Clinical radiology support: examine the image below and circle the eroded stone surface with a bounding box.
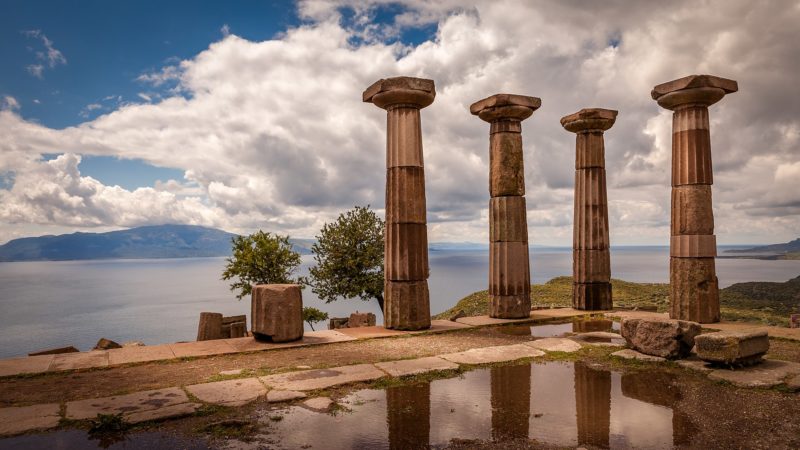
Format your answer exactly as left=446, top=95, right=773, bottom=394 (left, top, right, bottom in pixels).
left=694, top=330, right=769, bottom=365
left=439, top=344, right=544, bottom=365
left=375, top=356, right=458, bottom=377
left=66, top=387, right=190, bottom=420
left=611, top=349, right=666, bottom=362
left=125, top=403, right=200, bottom=424
left=185, top=378, right=267, bottom=406
left=251, top=284, right=303, bottom=343
left=526, top=337, right=582, bottom=353
left=621, top=318, right=700, bottom=359
left=260, top=364, right=386, bottom=391
left=267, top=390, right=307, bottom=403
left=676, top=357, right=715, bottom=374
left=0, top=355, right=54, bottom=377
left=303, top=397, right=334, bottom=411
left=0, top=404, right=60, bottom=436
left=707, top=360, right=800, bottom=388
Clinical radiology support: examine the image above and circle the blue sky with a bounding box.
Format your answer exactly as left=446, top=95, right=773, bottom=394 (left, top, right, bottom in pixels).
left=0, top=1, right=797, bottom=245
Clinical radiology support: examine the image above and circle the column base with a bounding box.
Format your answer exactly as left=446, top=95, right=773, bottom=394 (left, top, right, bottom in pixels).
left=384, top=280, right=431, bottom=330
left=573, top=282, right=612, bottom=310
left=489, top=294, right=531, bottom=319
left=669, top=257, right=720, bottom=323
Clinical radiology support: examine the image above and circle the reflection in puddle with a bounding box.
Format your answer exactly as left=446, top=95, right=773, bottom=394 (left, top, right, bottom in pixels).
left=264, top=361, right=684, bottom=449
left=0, top=429, right=212, bottom=450
left=500, top=318, right=620, bottom=337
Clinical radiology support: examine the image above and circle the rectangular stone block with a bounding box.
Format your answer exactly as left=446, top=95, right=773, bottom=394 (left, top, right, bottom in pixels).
left=670, top=257, right=719, bottom=323
left=620, top=318, right=701, bottom=359
left=671, top=185, right=714, bottom=235
left=385, top=223, right=429, bottom=281
left=573, top=249, right=610, bottom=283
left=575, top=132, right=606, bottom=169
left=573, top=203, right=609, bottom=250
left=384, top=280, right=431, bottom=330
left=489, top=294, right=531, bottom=319
left=386, top=107, right=424, bottom=168
left=251, top=284, right=303, bottom=343
left=490, top=133, right=525, bottom=197
left=694, top=331, right=769, bottom=365
left=386, top=167, right=426, bottom=224
left=672, top=128, right=712, bottom=186
left=489, top=196, right=528, bottom=242
left=489, top=242, right=531, bottom=296
left=670, top=234, right=717, bottom=257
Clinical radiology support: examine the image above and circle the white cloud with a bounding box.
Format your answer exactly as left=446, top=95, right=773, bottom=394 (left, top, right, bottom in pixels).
left=26, top=64, right=44, bottom=79
left=1, top=96, right=20, bottom=111
left=21, top=30, right=67, bottom=79
left=1, top=0, right=798, bottom=245
left=220, top=24, right=231, bottom=37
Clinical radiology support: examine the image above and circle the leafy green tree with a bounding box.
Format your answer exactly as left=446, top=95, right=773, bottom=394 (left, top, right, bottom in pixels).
left=222, top=231, right=301, bottom=300
left=305, top=205, right=385, bottom=312
left=302, top=307, right=329, bottom=331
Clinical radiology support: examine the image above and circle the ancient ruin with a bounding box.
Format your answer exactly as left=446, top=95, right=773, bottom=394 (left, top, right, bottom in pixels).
left=470, top=94, right=541, bottom=318
left=363, top=76, right=435, bottom=330
left=561, top=108, right=617, bottom=310
left=251, top=284, right=303, bottom=342
left=652, top=74, right=738, bottom=323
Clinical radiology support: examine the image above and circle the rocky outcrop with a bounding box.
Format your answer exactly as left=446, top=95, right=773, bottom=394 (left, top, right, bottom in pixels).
left=620, top=318, right=701, bottom=359
left=94, top=338, right=122, bottom=350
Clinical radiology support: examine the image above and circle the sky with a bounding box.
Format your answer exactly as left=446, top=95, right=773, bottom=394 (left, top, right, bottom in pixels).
left=0, top=0, right=798, bottom=246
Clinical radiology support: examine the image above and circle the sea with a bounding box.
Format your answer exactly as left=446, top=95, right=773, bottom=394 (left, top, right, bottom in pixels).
left=0, top=246, right=798, bottom=359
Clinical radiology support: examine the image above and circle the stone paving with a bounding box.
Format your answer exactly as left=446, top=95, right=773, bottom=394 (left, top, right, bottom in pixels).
left=1, top=309, right=799, bottom=437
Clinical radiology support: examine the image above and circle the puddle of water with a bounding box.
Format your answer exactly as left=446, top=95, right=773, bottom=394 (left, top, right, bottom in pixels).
left=0, top=429, right=212, bottom=450
left=259, top=361, right=684, bottom=449
left=500, top=318, right=620, bottom=337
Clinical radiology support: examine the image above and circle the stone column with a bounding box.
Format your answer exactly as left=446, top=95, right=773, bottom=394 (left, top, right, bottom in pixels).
left=363, top=77, right=435, bottom=330
left=490, top=364, right=531, bottom=440
left=574, top=362, right=611, bottom=448
left=651, top=75, right=738, bottom=323
left=470, top=94, right=541, bottom=318
left=560, top=109, right=617, bottom=310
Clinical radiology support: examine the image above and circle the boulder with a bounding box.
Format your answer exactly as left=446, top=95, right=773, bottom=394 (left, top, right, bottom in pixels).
left=94, top=338, right=122, bottom=350
left=449, top=309, right=466, bottom=322
left=28, top=346, right=79, bottom=356
left=620, top=318, right=701, bottom=359
left=348, top=312, right=376, bottom=328
left=251, top=284, right=303, bottom=343
left=694, top=330, right=769, bottom=365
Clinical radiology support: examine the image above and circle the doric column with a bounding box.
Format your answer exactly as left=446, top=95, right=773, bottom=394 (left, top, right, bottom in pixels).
left=470, top=94, right=541, bottom=319
left=363, top=77, right=435, bottom=330
left=574, top=362, right=611, bottom=448
left=560, top=108, right=617, bottom=310
left=651, top=74, right=738, bottom=323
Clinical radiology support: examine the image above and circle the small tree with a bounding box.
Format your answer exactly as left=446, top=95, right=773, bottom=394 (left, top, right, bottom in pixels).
left=302, top=307, right=329, bottom=331
left=222, top=231, right=301, bottom=299
left=305, top=205, right=385, bottom=311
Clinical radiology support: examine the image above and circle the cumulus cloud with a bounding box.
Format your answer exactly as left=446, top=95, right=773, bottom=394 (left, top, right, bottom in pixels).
left=1, top=0, right=799, bottom=245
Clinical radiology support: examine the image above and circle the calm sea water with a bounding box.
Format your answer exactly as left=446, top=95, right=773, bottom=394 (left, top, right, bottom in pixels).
left=0, top=247, right=798, bottom=359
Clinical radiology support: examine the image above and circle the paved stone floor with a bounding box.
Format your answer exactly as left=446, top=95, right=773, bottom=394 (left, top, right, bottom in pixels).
left=1, top=308, right=799, bottom=437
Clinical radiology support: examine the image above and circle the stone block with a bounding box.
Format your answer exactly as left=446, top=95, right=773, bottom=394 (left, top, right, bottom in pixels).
left=651, top=74, right=738, bottom=99
left=66, top=387, right=190, bottom=420
left=440, top=344, right=544, bottom=365
left=185, top=378, right=267, bottom=407
left=489, top=197, right=528, bottom=242
left=671, top=127, right=713, bottom=185
left=197, top=312, right=223, bottom=341
left=385, top=223, right=429, bottom=281
left=526, top=337, right=582, bottom=353
left=328, top=317, right=349, bottom=330
left=260, top=364, right=386, bottom=391
left=489, top=133, right=525, bottom=197
left=375, top=356, right=458, bottom=377
left=94, top=338, right=122, bottom=350
left=384, top=280, right=430, bottom=330
left=348, top=312, right=376, bottom=328
left=573, top=249, right=610, bottom=282
left=267, top=390, right=307, bottom=403
left=0, top=404, right=61, bottom=436
left=611, top=349, right=666, bottom=362
left=363, top=77, right=435, bottom=104
left=707, top=360, right=800, bottom=388
left=694, top=331, right=770, bottom=365
left=620, top=318, right=701, bottom=359
left=470, top=93, right=541, bottom=117
left=28, top=346, right=79, bottom=356
left=670, top=257, right=719, bottom=323
left=251, top=284, right=303, bottom=343
left=670, top=234, right=717, bottom=257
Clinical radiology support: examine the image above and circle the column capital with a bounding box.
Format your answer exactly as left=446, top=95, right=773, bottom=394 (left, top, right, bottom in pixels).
left=651, top=74, right=738, bottom=110
left=470, top=93, right=541, bottom=123
left=561, top=108, right=617, bottom=133
left=363, top=76, right=435, bottom=110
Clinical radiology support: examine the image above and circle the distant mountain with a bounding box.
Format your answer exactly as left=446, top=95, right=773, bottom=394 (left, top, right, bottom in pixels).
left=725, top=238, right=800, bottom=254
left=0, top=225, right=312, bottom=262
